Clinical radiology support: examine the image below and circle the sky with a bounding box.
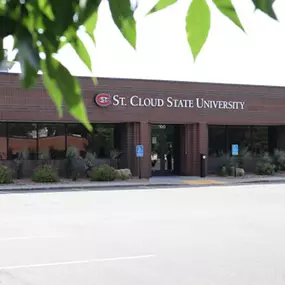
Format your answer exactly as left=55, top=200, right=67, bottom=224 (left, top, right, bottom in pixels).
left=4, top=0, right=285, bottom=87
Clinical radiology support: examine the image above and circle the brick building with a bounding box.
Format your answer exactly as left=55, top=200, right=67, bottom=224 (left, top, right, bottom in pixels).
left=1, top=73, right=285, bottom=178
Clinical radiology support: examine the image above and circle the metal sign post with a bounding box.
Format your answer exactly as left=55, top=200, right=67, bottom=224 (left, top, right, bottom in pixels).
left=231, top=144, right=239, bottom=177
left=136, top=145, right=144, bottom=179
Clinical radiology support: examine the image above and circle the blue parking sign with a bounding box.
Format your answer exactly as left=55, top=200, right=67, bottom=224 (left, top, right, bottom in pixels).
left=232, top=144, right=239, bottom=156
left=136, top=145, right=144, bottom=157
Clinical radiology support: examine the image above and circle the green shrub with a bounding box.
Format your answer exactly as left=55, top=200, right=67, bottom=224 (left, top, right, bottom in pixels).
left=84, top=152, right=96, bottom=179
left=32, top=165, right=59, bottom=183
left=90, top=164, right=116, bottom=181
left=85, top=152, right=96, bottom=167
left=237, top=168, right=245, bottom=177
left=118, top=173, right=129, bottom=180
left=39, top=150, right=51, bottom=161
left=110, top=149, right=120, bottom=160
left=218, top=166, right=228, bottom=177
left=229, top=167, right=245, bottom=177
left=256, top=162, right=275, bottom=175
left=15, top=149, right=29, bottom=179
left=235, top=147, right=251, bottom=168
left=0, top=165, right=13, bottom=184
left=273, top=149, right=285, bottom=171
left=66, top=146, right=79, bottom=179
left=217, top=155, right=240, bottom=176
left=66, top=146, right=79, bottom=158
left=116, top=169, right=132, bottom=180
left=258, top=152, right=273, bottom=164
left=216, top=155, right=230, bottom=175
left=256, top=153, right=275, bottom=175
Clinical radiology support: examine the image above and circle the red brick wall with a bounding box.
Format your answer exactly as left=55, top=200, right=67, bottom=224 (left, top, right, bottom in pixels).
left=2, top=73, right=285, bottom=125
left=2, top=73, right=285, bottom=177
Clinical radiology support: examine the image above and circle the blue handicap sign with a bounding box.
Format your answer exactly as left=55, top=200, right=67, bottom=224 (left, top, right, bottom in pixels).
left=136, top=145, right=144, bottom=157
left=232, top=144, right=239, bottom=156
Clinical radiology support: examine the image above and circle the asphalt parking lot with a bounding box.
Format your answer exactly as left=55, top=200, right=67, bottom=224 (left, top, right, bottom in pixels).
left=1, top=183, right=285, bottom=285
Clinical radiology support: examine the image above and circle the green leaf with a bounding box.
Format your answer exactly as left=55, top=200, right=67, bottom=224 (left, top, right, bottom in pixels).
left=37, top=0, right=55, bottom=20
left=78, top=0, right=100, bottom=43
left=19, top=60, right=38, bottom=88
left=17, top=29, right=40, bottom=70
left=70, top=35, right=92, bottom=71
left=0, top=0, right=4, bottom=10
left=0, top=16, right=17, bottom=38
left=186, top=0, right=211, bottom=61
left=44, top=57, right=91, bottom=131
left=0, top=39, right=3, bottom=62
left=109, top=0, right=136, bottom=48
left=41, top=59, right=63, bottom=117
left=57, top=63, right=91, bottom=131
left=252, top=0, right=277, bottom=20
left=148, top=0, right=177, bottom=15
left=39, top=31, right=59, bottom=55
left=16, top=27, right=40, bottom=88
left=58, top=26, right=77, bottom=50
left=213, top=0, right=244, bottom=31
left=49, top=0, right=74, bottom=34
left=84, top=8, right=98, bottom=43
left=22, top=4, right=36, bottom=32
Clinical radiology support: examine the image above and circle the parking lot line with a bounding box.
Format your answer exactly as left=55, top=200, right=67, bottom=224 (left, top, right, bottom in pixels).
left=0, top=254, right=156, bottom=270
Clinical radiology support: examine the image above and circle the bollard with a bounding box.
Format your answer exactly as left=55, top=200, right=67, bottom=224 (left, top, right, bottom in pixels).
left=200, top=154, right=207, bottom=178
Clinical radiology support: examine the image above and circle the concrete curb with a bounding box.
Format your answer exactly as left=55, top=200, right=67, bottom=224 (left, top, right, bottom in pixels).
left=0, top=179, right=285, bottom=193
left=0, top=183, right=183, bottom=193
left=236, top=179, right=285, bottom=184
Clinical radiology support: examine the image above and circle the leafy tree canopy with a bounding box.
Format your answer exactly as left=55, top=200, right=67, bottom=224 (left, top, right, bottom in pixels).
left=0, top=0, right=278, bottom=130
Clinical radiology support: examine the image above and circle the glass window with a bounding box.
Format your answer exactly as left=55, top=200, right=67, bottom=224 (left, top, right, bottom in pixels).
left=268, top=126, right=278, bottom=154
left=228, top=126, right=252, bottom=155
left=38, top=124, right=66, bottom=159
left=0, top=123, right=7, bottom=160
left=94, top=124, right=114, bottom=158
left=8, top=123, right=37, bottom=159
left=67, top=124, right=93, bottom=157
left=208, top=126, right=226, bottom=157
left=114, top=124, right=123, bottom=151
left=252, top=126, right=268, bottom=156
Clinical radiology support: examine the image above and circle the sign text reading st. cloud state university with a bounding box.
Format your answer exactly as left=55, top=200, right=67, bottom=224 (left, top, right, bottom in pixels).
left=95, top=94, right=245, bottom=110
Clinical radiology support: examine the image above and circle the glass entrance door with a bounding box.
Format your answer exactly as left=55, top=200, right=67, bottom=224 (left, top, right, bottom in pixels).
left=151, top=124, right=175, bottom=176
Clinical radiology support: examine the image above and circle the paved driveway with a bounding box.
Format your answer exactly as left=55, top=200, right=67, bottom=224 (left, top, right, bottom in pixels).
left=0, top=184, right=285, bottom=284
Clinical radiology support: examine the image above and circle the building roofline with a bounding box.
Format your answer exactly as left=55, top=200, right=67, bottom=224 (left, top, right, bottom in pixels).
left=1, top=71, right=285, bottom=91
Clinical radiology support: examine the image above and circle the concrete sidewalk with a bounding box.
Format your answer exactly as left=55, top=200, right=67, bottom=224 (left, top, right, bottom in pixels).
left=0, top=175, right=285, bottom=192
left=152, top=175, right=285, bottom=186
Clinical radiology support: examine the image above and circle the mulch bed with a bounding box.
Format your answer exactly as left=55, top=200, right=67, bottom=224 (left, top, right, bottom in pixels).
left=12, top=178, right=141, bottom=185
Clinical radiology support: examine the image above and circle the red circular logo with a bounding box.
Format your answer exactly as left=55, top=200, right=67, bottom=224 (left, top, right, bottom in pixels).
left=94, top=93, right=112, bottom=107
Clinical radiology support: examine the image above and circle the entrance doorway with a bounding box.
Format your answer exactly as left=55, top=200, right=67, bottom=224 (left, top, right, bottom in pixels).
left=151, top=124, right=181, bottom=176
